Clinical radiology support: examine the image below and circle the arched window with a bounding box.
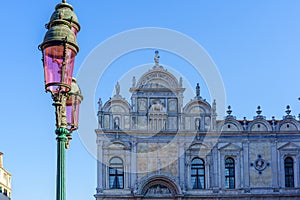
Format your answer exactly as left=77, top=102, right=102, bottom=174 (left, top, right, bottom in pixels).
left=191, top=158, right=205, bottom=189
left=109, top=157, right=124, bottom=189
left=225, top=157, right=235, bottom=189
left=284, top=157, right=294, bottom=187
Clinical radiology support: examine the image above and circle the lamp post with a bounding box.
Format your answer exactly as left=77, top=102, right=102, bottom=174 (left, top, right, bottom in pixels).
left=39, top=1, right=82, bottom=200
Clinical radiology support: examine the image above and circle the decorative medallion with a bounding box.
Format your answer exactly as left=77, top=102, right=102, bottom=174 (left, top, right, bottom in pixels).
left=251, top=155, right=270, bottom=174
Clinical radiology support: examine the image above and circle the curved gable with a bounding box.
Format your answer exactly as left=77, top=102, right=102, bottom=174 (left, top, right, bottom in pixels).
left=103, top=98, right=130, bottom=113
left=278, top=118, right=300, bottom=132
left=136, top=69, right=179, bottom=90
left=248, top=119, right=272, bottom=132
left=217, top=117, right=243, bottom=132
left=221, top=122, right=241, bottom=132
left=183, top=100, right=211, bottom=114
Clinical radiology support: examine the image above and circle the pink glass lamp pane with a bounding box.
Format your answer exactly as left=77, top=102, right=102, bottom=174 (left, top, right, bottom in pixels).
left=66, top=101, right=73, bottom=131
left=74, top=102, right=80, bottom=129
left=64, top=48, right=76, bottom=87
left=71, top=27, right=78, bottom=37
left=43, top=46, right=76, bottom=93
left=66, top=97, right=81, bottom=131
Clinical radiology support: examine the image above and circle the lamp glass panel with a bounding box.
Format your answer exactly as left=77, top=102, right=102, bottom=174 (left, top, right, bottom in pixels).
left=71, top=27, right=78, bottom=37
left=43, top=46, right=76, bottom=93
left=66, top=95, right=81, bottom=131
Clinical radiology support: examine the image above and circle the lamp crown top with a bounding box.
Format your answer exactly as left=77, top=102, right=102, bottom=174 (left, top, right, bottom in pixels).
left=45, top=0, right=81, bottom=32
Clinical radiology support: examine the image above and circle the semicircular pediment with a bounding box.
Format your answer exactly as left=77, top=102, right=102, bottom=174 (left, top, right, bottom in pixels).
left=183, top=100, right=211, bottom=114
left=248, top=119, right=272, bottom=132
left=278, top=118, right=300, bottom=132
left=139, top=175, right=181, bottom=197
left=221, top=122, right=241, bottom=132
left=136, top=70, right=179, bottom=90
left=102, top=99, right=130, bottom=113
left=217, top=117, right=243, bottom=132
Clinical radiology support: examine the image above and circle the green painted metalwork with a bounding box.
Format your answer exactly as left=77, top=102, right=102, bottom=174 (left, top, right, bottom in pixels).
left=55, top=127, right=69, bottom=200
left=50, top=2, right=80, bottom=33
left=40, top=24, right=79, bottom=53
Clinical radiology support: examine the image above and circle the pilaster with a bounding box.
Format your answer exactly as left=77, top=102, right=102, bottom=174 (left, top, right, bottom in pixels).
left=212, top=145, right=219, bottom=191
left=242, top=141, right=250, bottom=191
left=178, top=141, right=185, bottom=191
left=271, top=141, right=279, bottom=190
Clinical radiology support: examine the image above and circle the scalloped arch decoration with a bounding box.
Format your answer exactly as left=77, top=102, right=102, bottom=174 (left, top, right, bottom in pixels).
left=250, top=122, right=268, bottom=132
left=279, top=122, right=298, bottom=131
left=221, top=123, right=239, bottom=132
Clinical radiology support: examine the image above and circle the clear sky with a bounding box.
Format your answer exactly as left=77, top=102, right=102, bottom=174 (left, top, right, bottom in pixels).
left=0, top=0, right=300, bottom=200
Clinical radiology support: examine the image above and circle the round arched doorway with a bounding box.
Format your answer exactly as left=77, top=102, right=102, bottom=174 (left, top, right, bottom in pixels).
left=139, top=175, right=182, bottom=200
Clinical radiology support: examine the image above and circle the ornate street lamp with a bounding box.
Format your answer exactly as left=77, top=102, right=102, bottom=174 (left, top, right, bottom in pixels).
left=39, top=1, right=82, bottom=200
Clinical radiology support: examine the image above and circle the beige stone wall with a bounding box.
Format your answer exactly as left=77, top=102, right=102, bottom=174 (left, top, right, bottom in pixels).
left=137, top=142, right=179, bottom=177
left=249, top=142, right=272, bottom=187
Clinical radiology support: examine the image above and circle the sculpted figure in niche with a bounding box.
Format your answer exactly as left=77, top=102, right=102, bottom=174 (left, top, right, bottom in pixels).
left=195, top=118, right=201, bottom=130
left=114, top=117, right=120, bottom=129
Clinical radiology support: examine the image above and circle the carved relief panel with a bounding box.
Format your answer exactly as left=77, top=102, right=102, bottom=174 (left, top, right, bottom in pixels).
left=168, top=99, right=177, bottom=112
left=138, top=98, right=147, bottom=112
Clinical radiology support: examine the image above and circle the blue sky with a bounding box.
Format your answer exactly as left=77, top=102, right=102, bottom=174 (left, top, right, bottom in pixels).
left=0, top=0, right=300, bottom=200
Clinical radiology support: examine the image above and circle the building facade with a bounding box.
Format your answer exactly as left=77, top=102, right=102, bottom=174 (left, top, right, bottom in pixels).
left=95, top=52, right=300, bottom=199
left=0, top=153, right=11, bottom=200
